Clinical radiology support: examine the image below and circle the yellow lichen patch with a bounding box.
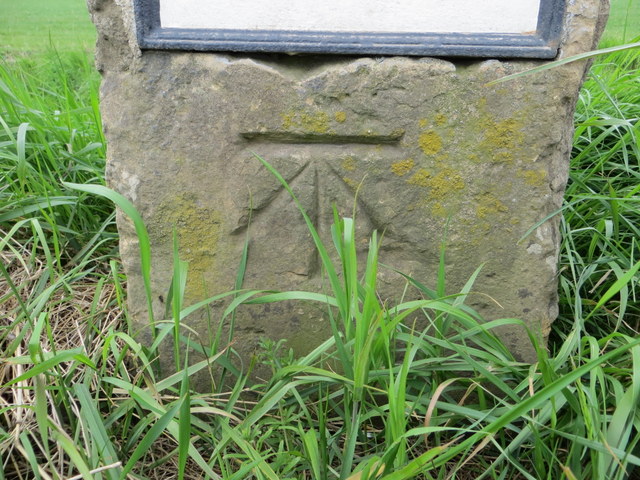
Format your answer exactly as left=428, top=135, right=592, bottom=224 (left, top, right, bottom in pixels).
left=482, top=118, right=524, bottom=151
left=341, top=156, right=357, bottom=172
left=492, top=152, right=514, bottom=164
left=281, top=110, right=330, bottom=134
left=418, top=131, right=443, bottom=156
left=427, top=168, right=465, bottom=200
left=419, top=118, right=429, bottom=128
left=281, top=112, right=295, bottom=129
left=431, top=202, right=447, bottom=217
left=334, top=111, right=347, bottom=123
left=476, top=193, right=508, bottom=219
left=301, top=112, right=330, bottom=133
left=517, top=169, right=547, bottom=187
left=407, top=167, right=465, bottom=205
left=342, top=176, right=359, bottom=190
left=435, top=113, right=447, bottom=126
left=155, top=194, right=222, bottom=302
left=407, top=168, right=431, bottom=187
left=391, top=158, right=415, bottom=176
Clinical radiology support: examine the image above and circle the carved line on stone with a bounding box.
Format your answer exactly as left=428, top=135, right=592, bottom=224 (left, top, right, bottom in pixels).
left=231, top=159, right=312, bottom=234
left=234, top=137, right=415, bottom=279
left=326, top=164, right=406, bottom=250
left=240, top=130, right=405, bottom=145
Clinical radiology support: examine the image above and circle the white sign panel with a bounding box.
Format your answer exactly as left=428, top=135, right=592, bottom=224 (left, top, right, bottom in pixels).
left=160, top=0, right=541, bottom=35
left=133, top=0, right=565, bottom=58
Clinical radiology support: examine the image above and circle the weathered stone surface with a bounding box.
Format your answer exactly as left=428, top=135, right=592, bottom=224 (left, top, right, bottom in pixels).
left=89, top=0, right=608, bottom=371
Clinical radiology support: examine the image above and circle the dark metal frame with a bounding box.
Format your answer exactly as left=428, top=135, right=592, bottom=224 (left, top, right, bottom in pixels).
left=132, top=0, right=565, bottom=58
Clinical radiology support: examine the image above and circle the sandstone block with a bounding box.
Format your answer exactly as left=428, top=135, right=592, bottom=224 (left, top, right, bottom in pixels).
left=88, top=0, right=608, bottom=372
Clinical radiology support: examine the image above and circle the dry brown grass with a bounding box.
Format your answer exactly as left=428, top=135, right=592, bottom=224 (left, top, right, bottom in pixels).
left=0, top=229, right=125, bottom=479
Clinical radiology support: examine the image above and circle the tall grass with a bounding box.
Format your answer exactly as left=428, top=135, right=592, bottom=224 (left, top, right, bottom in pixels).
left=555, top=47, right=640, bottom=340
left=1, top=47, right=639, bottom=479
left=0, top=52, right=111, bottom=263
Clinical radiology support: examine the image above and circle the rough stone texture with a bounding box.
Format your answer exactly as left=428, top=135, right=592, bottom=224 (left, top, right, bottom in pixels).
left=88, top=0, right=609, bottom=372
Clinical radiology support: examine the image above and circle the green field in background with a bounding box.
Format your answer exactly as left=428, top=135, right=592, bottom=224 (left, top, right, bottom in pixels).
left=0, top=0, right=95, bottom=53
left=602, top=0, right=640, bottom=45
left=0, top=0, right=637, bottom=54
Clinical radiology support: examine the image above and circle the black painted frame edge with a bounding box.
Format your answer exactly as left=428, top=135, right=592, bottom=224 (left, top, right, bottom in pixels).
left=132, top=0, right=566, bottom=59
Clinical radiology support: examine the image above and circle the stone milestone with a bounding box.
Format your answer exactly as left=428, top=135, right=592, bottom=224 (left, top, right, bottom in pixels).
left=88, top=0, right=608, bottom=372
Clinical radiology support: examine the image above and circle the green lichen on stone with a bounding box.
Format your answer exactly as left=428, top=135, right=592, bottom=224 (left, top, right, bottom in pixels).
left=391, top=158, right=415, bottom=176
left=435, top=113, right=447, bottom=126
left=407, top=168, right=431, bottom=187
left=418, top=131, right=443, bottom=156
left=476, top=193, right=508, bottom=218
left=341, top=156, right=357, bottom=172
left=518, top=169, right=547, bottom=186
left=334, top=111, right=347, bottom=123
left=419, top=118, right=429, bottom=128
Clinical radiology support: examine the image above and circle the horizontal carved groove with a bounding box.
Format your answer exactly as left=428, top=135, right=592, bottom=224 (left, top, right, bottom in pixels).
left=240, top=130, right=404, bottom=144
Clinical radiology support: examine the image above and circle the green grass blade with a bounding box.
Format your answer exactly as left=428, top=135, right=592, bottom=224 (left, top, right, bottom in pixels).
left=487, top=42, right=640, bottom=85
left=120, top=399, right=183, bottom=478
left=62, top=182, right=156, bottom=332
left=52, top=428, right=94, bottom=480
left=74, top=384, right=121, bottom=480
left=4, top=349, right=95, bottom=387
left=253, top=153, right=346, bottom=316
left=178, top=363, right=191, bottom=480
left=584, top=258, right=640, bottom=321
